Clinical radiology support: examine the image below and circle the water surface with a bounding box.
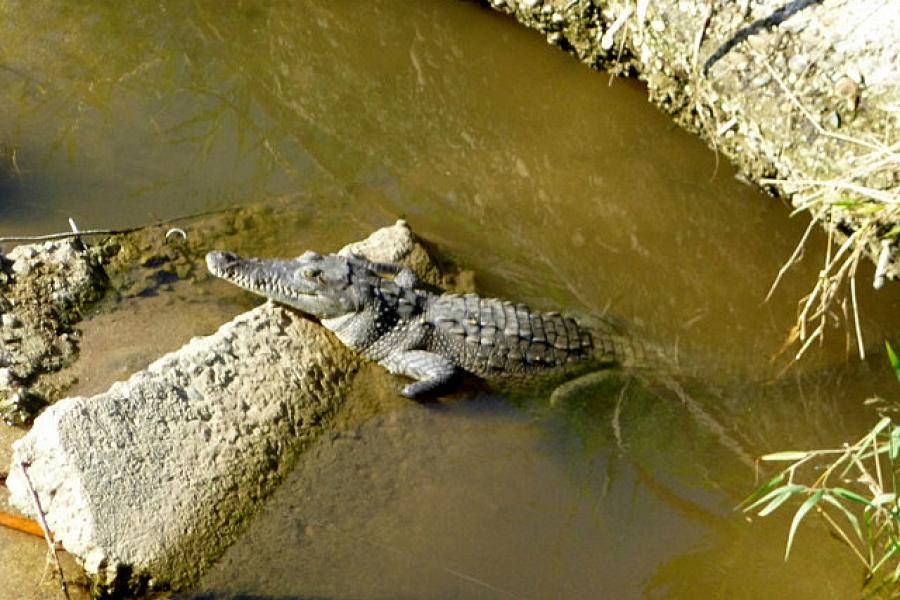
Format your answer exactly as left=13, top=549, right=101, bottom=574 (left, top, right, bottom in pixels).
left=2, top=1, right=900, bottom=598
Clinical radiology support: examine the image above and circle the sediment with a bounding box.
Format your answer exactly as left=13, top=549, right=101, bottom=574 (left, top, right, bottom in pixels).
left=485, top=0, right=898, bottom=283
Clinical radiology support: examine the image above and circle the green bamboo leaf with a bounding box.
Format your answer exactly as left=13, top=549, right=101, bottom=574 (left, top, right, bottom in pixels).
left=887, top=342, right=900, bottom=382
left=871, top=542, right=900, bottom=576
left=891, top=428, right=900, bottom=460
left=842, top=417, right=893, bottom=478
left=869, top=417, right=893, bottom=441
left=761, top=451, right=811, bottom=462
left=745, top=484, right=807, bottom=514
left=822, top=493, right=862, bottom=540
left=758, top=488, right=798, bottom=517
left=785, top=490, right=825, bottom=561
left=740, top=472, right=785, bottom=509
left=832, top=487, right=874, bottom=507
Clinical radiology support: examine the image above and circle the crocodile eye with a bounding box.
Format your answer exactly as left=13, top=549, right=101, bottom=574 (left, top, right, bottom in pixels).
left=303, top=268, right=322, bottom=279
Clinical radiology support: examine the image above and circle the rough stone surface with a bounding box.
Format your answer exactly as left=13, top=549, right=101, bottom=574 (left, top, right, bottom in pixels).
left=7, top=305, right=356, bottom=593
left=338, top=218, right=445, bottom=287
left=487, top=0, right=899, bottom=284
left=0, top=240, right=107, bottom=424
left=4, top=221, right=430, bottom=594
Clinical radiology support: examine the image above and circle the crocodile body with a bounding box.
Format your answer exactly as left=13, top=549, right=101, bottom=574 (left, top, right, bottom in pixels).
left=206, top=250, right=656, bottom=398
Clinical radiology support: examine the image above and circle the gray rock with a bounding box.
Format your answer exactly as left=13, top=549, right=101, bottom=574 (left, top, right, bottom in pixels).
left=5, top=222, right=435, bottom=593
left=10, top=259, right=31, bottom=276
left=0, top=367, right=13, bottom=388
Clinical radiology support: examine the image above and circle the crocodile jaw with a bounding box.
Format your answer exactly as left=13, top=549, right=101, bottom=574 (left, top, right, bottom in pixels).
left=205, top=251, right=355, bottom=319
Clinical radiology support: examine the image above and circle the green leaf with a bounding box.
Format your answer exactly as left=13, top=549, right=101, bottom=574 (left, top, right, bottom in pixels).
left=744, top=484, right=807, bottom=514
left=822, top=493, right=862, bottom=540
left=785, top=490, right=824, bottom=561
left=890, top=427, right=900, bottom=460
left=872, top=542, right=900, bottom=576
left=887, top=342, right=900, bottom=382
left=761, top=451, right=811, bottom=462
left=842, top=417, right=894, bottom=478
left=832, top=487, right=874, bottom=507
left=759, top=488, right=798, bottom=517
left=740, top=471, right=786, bottom=509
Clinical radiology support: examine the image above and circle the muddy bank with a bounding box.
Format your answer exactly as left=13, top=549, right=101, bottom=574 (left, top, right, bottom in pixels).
left=485, top=0, right=898, bottom=287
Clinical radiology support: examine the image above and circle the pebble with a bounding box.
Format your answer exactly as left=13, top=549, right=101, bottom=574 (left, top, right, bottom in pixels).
left=824, top=110, right=841, bottom=129
left=650, top=19, right=665, bottom=32
left=788, top=54, right=808, bottom=74
left=551, top=12, right=565, bottom=25
left=521, top=0, right=541, bottom=8
left=0, top=367, right=13, bottom=388
left=751, top=74, right=771, bottom=88
left=11, top=260, right=31, bottom=276
left=835, top=76, right=861, bottom=110
left=1, top=313, right=20, bottom=328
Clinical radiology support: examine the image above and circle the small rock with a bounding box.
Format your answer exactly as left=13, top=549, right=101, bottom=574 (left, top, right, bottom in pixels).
left=547, top=31, right=563, bottom=45
left=1, top=313, right=20, bottom=328
left=520, top=0, right=541, bottom=9
left=1, top=388, right=47, bottom=426
left=834, top=76, right=861, bottom=111
left=788, top=54, right=808, bottom=74
left=824, top=110, right=841, bottom=129
left=650, top=19, right=665, bottom=32
left=11, top=260, right=31, bottom=276
left=551, top=12, right=565, bottom=25
left=0, top=367, right=13, bottom=387
left=751, top=73, right=771, bottom=88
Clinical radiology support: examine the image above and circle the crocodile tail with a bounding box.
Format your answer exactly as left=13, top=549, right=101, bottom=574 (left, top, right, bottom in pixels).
left=577, top=315, right=675, bottom=373
left=592, top=333, right=673, bottom=372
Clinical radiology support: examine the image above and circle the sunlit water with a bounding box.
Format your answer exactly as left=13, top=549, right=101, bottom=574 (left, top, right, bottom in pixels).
left=1, top=1, right=899, bottom=598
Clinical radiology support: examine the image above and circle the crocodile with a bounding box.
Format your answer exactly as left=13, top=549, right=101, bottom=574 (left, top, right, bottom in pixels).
left=205, top=249, right=664, bottom=399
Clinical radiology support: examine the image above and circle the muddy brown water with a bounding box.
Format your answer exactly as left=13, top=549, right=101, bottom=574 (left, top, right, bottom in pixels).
left=1, top=1, right=900, bottom=598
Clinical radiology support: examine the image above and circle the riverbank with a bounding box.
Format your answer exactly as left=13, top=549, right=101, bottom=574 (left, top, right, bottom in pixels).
left=485, top=0, right=898, bottom=354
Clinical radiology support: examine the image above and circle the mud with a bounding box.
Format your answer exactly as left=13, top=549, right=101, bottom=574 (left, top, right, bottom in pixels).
left=486, top=0, right=899, bottom=282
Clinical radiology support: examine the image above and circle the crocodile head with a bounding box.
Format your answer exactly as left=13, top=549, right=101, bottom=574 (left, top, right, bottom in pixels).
left=206, top=250, right=361, bottom=319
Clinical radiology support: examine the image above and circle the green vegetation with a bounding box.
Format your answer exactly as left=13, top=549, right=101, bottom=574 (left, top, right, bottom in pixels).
left=744, top=342, right=900, bottom=593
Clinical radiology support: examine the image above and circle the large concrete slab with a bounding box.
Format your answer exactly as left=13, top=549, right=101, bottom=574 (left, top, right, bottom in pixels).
left=4, top=221, right=423, bottom=594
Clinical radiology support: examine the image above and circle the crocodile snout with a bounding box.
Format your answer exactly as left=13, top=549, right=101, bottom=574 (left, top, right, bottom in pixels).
left=206, top=251, right=239, bottom=276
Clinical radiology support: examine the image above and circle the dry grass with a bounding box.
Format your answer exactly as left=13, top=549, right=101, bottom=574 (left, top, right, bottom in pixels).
left=746, top=50, right=900, bottom=363
left=762, top=141, right=899, bottom=363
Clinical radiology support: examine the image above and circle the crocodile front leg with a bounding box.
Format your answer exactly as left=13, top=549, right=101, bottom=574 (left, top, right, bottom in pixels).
left=379, top=350, right=456, bottom=399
